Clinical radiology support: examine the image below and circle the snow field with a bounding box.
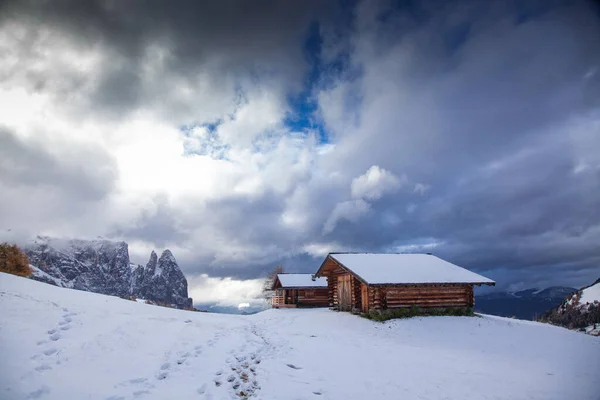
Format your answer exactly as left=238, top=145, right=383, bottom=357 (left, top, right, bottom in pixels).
left=1, top=272, right=598, bottom=400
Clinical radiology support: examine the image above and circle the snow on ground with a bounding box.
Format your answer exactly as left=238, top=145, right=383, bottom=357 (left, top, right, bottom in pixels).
left=580, top=281, right=600, bottom=304
left=1, top=272, right=598, bottom=400
left=585, top=324, right=600, bottom=336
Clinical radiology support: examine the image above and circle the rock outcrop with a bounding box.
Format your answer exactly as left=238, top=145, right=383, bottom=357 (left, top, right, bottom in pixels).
left=131, top=250, right=193, bottom=309
left=536, top=278, right=600, bottom=336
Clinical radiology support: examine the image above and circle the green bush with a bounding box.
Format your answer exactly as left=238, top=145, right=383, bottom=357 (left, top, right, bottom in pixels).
left=361, top=307, right=474, bottom=322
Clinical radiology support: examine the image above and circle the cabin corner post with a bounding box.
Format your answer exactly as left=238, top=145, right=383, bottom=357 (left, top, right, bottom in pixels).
left=351, top=276, right=361, bottom=311
left=327, top=275, right=335, bottom=307
left=373, top=287, right=382, bottom=310
left=381, top=287, right=387, bottom=310
left=468, top=285, right=475, bottom=308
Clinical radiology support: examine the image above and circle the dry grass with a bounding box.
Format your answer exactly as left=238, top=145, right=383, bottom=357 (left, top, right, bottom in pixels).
left=0, top=243, right=32, bottom=277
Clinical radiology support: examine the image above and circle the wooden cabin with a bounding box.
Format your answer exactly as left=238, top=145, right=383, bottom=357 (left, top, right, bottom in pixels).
left=271, top=274, right=329, bottom=308
left=314, top=253, right=495, bottom=312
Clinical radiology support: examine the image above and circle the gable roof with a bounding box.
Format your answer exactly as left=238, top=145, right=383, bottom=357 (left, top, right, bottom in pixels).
left=275, top=274, right=327, bottom=289
left=318, top=253, right=495, bottom=286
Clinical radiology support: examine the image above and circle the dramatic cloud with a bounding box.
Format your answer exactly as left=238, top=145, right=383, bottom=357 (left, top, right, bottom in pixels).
left=351, top=166, right=405, bottom=200
left=1, top=0, right=599, bottom=303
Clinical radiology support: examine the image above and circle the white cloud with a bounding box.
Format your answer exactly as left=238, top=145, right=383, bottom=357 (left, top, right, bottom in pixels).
left=303, top=242, right=346, bottom=257
left=351, top=165, right=405, bottom=200
left=188, top=274, right=265, bottom=307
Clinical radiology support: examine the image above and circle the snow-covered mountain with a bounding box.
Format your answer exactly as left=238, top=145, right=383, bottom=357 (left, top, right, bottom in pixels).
left=1, top=272, right=599, bottom=400
left=24, top=237, right=192, bottom=308
left=537, top=278, right=600, bottom=336
left=475, top=286, right=576, bottom=320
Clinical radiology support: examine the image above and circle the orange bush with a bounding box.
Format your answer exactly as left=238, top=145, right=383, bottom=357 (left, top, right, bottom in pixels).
left=0, top=243, right=32, bottom=277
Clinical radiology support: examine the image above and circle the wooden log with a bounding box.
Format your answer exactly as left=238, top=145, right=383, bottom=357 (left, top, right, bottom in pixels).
left=387, top=303, right=468, bottom=309
left=386, top=295, right=467, bottom=300
left=385, top=289, right=469, bottom=296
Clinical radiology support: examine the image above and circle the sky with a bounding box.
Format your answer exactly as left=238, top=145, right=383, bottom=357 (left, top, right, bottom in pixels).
left=1, top=0, right=599, bottom=307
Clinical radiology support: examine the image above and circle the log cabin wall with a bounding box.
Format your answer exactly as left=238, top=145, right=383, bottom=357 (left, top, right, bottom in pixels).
left=379, top=284, right=474, bottom=310
left=367, top=286, right=384, bottom=310
left=296, top=288, right=329, bottom=307
left=320, top=257, right=359, bottom=309
left=317, top=256, right=478, bottom=312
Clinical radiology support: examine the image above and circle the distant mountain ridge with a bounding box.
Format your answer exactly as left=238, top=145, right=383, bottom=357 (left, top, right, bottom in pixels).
left=475, top=286, right=576, bottom=320
left=24, top=236, right=193, bottom=308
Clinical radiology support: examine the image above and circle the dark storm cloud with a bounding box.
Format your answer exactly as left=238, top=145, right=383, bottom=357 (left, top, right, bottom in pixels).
left=0, top=0, right=335, bottom=117
left=0, top=127, right=117, bottom=201
left=308, top=0, right=600, bottom=289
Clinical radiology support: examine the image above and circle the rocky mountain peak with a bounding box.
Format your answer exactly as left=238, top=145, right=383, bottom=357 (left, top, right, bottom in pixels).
left=146, top=251, right=158, bottom=274
left=25, top=237, right=193, bottom=309
left=159, top=249, right=176, bottom=263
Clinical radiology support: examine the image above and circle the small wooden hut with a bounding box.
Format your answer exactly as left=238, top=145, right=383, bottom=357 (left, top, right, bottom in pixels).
left=271, top=274, right=329, bottom=308
left=314, top=253, right=495, bottom=312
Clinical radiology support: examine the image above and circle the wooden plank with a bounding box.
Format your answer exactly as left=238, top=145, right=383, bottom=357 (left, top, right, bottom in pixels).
left=361, top=284, right=368, bottom=312
left=337, top=274, right=352, bottom=311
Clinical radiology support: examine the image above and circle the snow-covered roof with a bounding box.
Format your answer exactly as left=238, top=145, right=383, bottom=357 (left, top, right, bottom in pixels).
left=327, top=253, right=495, bottom=285
left=276, top=274, right=327, bottom=288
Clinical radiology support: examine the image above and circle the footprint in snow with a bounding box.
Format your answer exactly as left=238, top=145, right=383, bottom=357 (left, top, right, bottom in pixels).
left=49, top=333, right=61, bottom=341
left=197, top=383, right=207, bottom=394
left=286, top=363, right=302, bottom=370
left=47, top=329, right=56, bottom=335
left=43, top=348, right=58, bottom=356
left=156, top=372, right=168, bottom=380
left=34, top=364, right=52, bottom=372
left=60, top=325, right=71, bottom=331
left=177, top=353, right=190, bottom=365
left=26, top=387, right=51, bottom=399
left=160, top=363, right=170, bottom=370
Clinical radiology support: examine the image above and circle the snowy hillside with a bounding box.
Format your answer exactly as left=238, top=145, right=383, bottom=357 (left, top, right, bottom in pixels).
left=580, top=280, right=600, bottom=304
left=1, top=273, right=598, bottom=400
